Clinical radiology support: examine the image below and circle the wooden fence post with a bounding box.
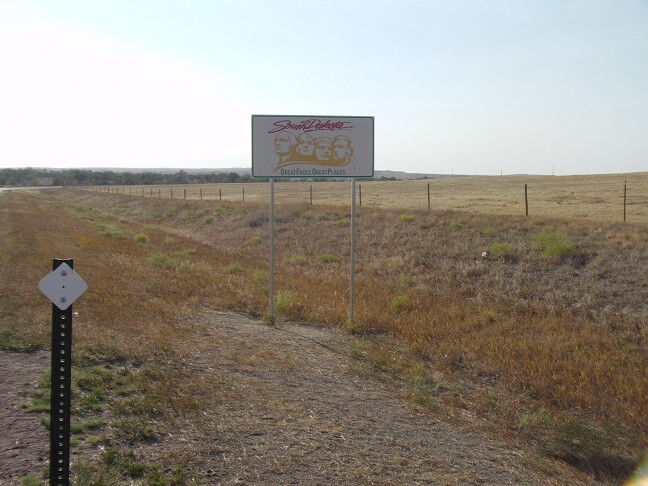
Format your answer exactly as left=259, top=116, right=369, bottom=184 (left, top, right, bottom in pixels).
left=184, top=189, right=186, bottom=200
left=359, top=184, right=362, bottom=207
left=525, top=184, right=529, bottom=216
left=427, top=183, right=430, bottom=210
left=219, top=188, right=222, bottom=201
left=310, top=185, right=313, bottom=206
left=200, top=188, right=203, bottom=200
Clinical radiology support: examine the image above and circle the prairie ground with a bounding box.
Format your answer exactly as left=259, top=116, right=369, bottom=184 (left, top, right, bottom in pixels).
left=101, top=171, right=648, bottom=224
left=0, top=186, right=646, bottom=484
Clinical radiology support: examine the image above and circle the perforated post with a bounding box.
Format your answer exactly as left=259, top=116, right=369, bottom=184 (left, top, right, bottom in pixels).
left=50, top=258, right=73, bottom=486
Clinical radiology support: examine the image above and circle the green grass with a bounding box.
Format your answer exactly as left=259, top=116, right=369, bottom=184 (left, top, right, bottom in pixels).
left=149, top=254, right=177, bottom=270
left=173, top=248, right=197, bottom=258
left=531, top=230, right=577, bottom=261
left=390, top=295, right=410, bottom=312
left=317, top=253, right=338, bottom=264
left=288, top=254, right=307, bottom=265
left=316, top=213, right=331, bottom=221
left=225, top=263, right=245, bottom=274
left=248, top=236, right=263, bottom=245
left=275, top=291, right=298, bottom=316
left=0, top=329, right=42, bottom=351
left=95, top=223, right=130, bottom=239
left=70, top=449, right=193, bottom=486
left=399, top=213, right=414, bottom=223
left=482, top=227, right=498, bottom=236
left=20, top=476, right=42, bottom=486
left=134, top=233, right=148, bottom=243
left=489, top=242, right=515, bottom=259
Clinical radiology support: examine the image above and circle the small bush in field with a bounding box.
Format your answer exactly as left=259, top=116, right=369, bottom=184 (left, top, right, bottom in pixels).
left=482, top=227, right=498, bottom=236
left=275, top=291, right=298, bottom=315
left=248, top=236, right=263, bottom=245
left=173, top=248, right=196, bottom=258
left=289, top=254, right=307, bottom=265
left=390, top=294, right=410, bottom=312
left=317, top=253, right=338, bottom=264
left=149, top=254, right=177, bottom=270
left=532, top=230, right=577, bottom=261
left=399, top=213, right=414, bottom=223
left=316, top=213, right=330, bottom=221
left=134, top=233, right=148, bottom=244
left=225, top=263, right=245, bottom=274
left=489, top=242, right=515, bottom=260
left=450, top=221, right=464, bottom=230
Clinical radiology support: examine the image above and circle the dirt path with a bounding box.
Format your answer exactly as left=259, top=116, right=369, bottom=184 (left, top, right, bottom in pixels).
left=0, top=312, right=592, bottom=485
left=146, top=311, right=590, bottom=485
left=0, top=350, right=49, bottom=485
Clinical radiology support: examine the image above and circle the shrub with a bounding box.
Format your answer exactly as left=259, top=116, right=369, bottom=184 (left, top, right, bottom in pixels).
left=489, top=242, right=515, bottom=260
left=317, top=253, right=338, bottom=263
left=173, top=248, right=196, bottom=258
left=316, top=213, right=330, bottom=221
left=149, top=254, right=177, bottom=270
left=532, top=230, right=577, bottom=261
left=289, top=255, right=307, bottom=265
left=275, top=291, right=298, bottom=315
left=399, top=213, right=414, bottom=223
left=390, top=295, right=410, bottom=312
left=225, top=263, right=245, bottom=274
left=134, top=233, right=148, bottom=244
left=248, top=236, right=263, bottom=245
left=482, top=227, right=498, bottom=236
left=450, top=221, right=464, bottom=230
left=96, top=223, right=130, bottom=239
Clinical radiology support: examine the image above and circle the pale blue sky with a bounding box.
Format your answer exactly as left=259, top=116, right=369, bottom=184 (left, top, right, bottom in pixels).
left=0, top=0, right=646, bottom=175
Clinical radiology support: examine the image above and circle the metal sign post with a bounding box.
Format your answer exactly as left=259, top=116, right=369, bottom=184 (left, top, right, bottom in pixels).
left=349, top=179, right=356, bottom=324
left=269, top=178, right=275, bottom=324
left=39, top=260, right=88, bottom=486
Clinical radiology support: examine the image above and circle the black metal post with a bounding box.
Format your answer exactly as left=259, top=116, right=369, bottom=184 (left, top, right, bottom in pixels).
left=50, top=258, right=73, bottom=486
left=624, top=180, right=627, bottom=223
left=525, top=184, right=529, bottom=216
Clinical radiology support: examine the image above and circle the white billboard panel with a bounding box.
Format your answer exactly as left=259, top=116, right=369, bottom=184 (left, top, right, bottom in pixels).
left=252, top=115, right=374, bottom=178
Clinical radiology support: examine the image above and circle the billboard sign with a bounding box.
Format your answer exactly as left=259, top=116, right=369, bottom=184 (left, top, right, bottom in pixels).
left=252, top=115, right=374, bottom=178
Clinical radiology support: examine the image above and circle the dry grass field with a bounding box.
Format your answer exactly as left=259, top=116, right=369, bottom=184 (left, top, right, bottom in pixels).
left=101, top=171, right=648, bottom=224
left=1, top=184, right=647, bottom=484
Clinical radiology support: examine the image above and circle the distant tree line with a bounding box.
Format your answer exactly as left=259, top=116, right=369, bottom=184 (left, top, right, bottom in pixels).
left=0, top=168, right=259, bottom=187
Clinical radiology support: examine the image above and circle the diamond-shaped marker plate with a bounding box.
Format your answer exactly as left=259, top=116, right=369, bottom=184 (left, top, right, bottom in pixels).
left=38, top=263, right=88, bottom=310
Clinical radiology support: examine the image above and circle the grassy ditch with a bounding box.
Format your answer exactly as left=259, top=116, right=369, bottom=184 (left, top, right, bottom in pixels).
left=2, top=189, right=646, bottom=481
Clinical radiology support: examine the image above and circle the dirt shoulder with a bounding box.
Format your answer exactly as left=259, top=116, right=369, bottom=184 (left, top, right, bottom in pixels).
left=0, top=350, right=49, bottom=485
left=0, top=311, right=600, bottom=485
left=141, top=310, right=593, bottom=485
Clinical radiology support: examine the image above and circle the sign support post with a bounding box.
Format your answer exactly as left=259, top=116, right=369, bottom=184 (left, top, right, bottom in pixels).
left=349, top=179, right=356, bottom=324
left=49, top=258, right=73, bottom=486
left=38, top=259, right=88, bottom=486
left=269, top=178, right=275, bottom=324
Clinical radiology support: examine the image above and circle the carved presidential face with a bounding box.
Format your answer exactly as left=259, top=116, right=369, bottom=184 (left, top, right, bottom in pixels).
left=297, top=134, right=315, bottom=157
left=274, top=132, right=293, bottom=155
left=333, top=139, right=351, bottom=160
left=315, top=138, right=332, bottom=161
